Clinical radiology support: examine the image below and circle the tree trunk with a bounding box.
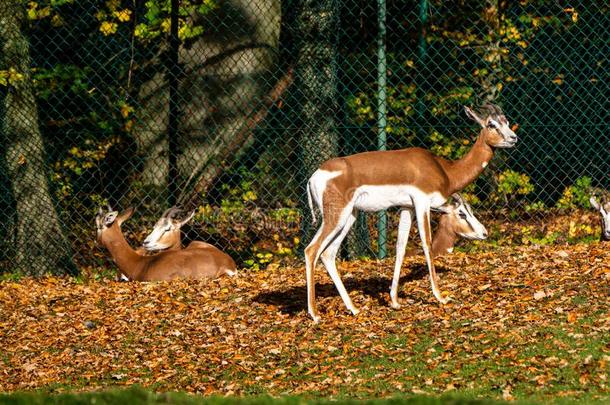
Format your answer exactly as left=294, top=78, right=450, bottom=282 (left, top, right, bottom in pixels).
left=295, top=0, right=340, bottom=244
left=0, top=0, right=76, bottom=276
left=131, top=0, right=281, bottom=206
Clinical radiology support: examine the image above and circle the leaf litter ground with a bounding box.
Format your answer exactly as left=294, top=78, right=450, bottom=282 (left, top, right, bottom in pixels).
left=0, top=243, right=608, bottom=402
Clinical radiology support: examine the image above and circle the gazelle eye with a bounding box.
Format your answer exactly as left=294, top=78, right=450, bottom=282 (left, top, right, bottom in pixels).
left=459, top=213, right=468, bottom=219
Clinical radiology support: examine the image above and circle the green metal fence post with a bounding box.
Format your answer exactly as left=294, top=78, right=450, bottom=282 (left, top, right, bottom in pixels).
left=415, top=0, right=428, bottom=136
left=377, top=0, right=387, bottom=259
left=167, top=0, right=180, bottom=206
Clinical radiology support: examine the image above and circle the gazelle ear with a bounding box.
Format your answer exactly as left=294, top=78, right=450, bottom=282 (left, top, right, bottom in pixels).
left=590, top=196, right=601, bottom=211
left=464, top=106, right=485, bottom=127
left=116, top=207, right=134, bottom=225
left=451, top=193, right=466, bottom=207
left=104, top=211, right=119, bottom=226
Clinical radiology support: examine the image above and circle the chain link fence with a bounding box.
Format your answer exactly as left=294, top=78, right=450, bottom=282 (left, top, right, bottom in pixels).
left=0, top=0, right=608, bottom=276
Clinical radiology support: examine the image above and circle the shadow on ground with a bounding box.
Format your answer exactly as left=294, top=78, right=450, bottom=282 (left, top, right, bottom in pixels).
left=252, top=263, right=450, bottom=315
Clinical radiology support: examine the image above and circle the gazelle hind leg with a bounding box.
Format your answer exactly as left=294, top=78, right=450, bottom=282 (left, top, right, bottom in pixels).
left=414, top=202, right=449, bottom=304
left=320, top=212, right=358, bottom=315
left=305, top=218, right=348, bottom=322
left=390, top=208, right=413, bottom=309
left=305, top=224, right=325, bottom=322
left=305, top=199, right=356, bottom=321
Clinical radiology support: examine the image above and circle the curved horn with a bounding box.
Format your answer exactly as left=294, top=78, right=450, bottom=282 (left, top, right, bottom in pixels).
left=166, top=206, right=185, bottom=220
left=480, top=104, right=494, bottom=117
left=482, top=103, right=503, bottom=116
left=161, top=207, right=174, bottom=218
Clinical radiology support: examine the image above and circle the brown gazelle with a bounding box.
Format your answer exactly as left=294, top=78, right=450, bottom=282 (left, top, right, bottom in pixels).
left=96, top=206, right=237, bottom=281
left=430, top=194, right=488, bottom=258
left=142, top=206, right=216, bottom=252
left=141, top=206, right=236, bottom=275
left=305, top=104, right=517, bottom=322
left=590, top=194, right=610, bottom=241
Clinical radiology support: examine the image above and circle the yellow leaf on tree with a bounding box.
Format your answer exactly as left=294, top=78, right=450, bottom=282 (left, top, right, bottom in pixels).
left=120, top=104, right=133, bottom=118
left=114, top=9, right=131, bottom=22
left=552, top=77, right=564, bottom=85
left=100, top=21, right=118, bottom=36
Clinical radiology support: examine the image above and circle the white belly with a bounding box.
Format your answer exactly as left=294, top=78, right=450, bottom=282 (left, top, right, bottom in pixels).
left=352, top=185, right=447, bottom=212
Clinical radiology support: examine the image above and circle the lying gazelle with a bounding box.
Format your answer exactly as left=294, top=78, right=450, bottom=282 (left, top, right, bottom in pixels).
left=305, top=103, right=517, bottom=322
left=142, top=206, right=217, bottom=252
left=141, top=206, right=237, bottom=275
left=590, top=194, right=610, bottom=241
left=96, top=206, right=237, bottom=281
left=430, top=194, right=488, bottom=258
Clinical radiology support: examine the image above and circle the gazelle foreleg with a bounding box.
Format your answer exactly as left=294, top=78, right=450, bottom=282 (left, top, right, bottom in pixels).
left=320, top=212, right=358, bottom=315
left=415, top=202, right=449, bottom=304
left=390, top=208, right=413, bottom=309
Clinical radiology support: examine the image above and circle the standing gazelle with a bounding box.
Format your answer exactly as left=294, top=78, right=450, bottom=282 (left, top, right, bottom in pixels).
left=590, top=194, right=610, bottom=241
left=305, top=104, right=517, bottom=322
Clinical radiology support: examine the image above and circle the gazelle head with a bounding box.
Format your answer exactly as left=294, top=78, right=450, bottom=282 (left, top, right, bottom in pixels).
left=590, top=195, right=610, bottom=241
left=464, top=104, right=518, bottom=149
left=437, top=194, right=488, bottom=240
left=95, top=205, right=135, bottom=244
left=142, top=206, right=195, bottom=251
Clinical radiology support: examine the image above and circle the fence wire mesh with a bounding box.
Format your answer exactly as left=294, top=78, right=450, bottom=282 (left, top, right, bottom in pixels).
left=0, top=0, right=608, bottom=276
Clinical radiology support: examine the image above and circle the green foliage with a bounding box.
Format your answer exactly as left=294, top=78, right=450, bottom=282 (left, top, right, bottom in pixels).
left=348, top=83, right=418, bottom=143
left=192, top=168, right=301, bottom=268
left=519, top=226, right=560, bottom=246
left=427, top=130, right=470, bottom=161
left=32, top=65, right=91, bottom=100
left=426, top=87, right=475, bottom=118
left=94, top=0, right=217, bottom=41
left=52, top=137, right=120, bottom=199
left=492, top=170, right=534, bottom=204
left=243, top=250, right=274, bottom=271
left=524, top=201, right=546, bottom=214
left=0, top=271, right=23, bottom=282
left=556, top=177, right=593, bottom=210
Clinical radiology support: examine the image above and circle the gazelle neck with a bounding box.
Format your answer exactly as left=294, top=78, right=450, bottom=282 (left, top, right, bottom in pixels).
left=104, top=224, right=144, bottom=280
left=430, top=218, right=458, bottom=258
left=167, top=231, right=183, bottom=250
left=445, top=134, right=494, bottom=195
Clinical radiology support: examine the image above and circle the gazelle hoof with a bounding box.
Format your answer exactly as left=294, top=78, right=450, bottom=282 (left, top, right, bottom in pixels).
left=309, top=312, right=321, bottom=323
left=350, top=307, right=360, bottom=316
left=390, top=301, right=401, bottom=310
left=438, top=296, right=452, bottom=305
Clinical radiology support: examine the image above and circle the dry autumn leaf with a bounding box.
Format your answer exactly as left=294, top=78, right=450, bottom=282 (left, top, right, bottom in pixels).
left=0, top=243, right=607, bottom=400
